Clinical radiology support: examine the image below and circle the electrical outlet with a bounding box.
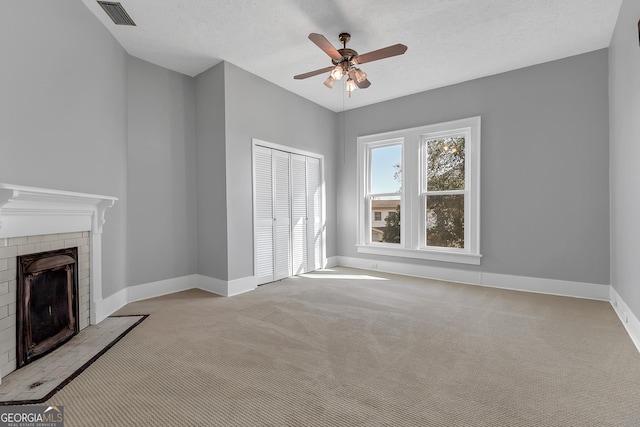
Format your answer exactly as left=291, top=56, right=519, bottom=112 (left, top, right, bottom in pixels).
left=370, top=263, right=378, bottom=268
left=613, top=299, right=618, bottom=307
left=625, top=312, right=629, bottom=323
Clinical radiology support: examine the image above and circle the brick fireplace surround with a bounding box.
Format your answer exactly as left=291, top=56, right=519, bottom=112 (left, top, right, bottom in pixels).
left=0, top=184, right=116, bottom=380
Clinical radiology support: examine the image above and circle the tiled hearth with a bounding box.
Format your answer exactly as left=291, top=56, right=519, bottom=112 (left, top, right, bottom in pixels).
left=0, top=315, right=145, bottom=403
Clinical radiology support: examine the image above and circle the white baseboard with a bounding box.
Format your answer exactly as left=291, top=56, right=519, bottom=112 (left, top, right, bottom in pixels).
left=337, top=256, right=609, bottom=300
left=94, top=275, right=198, bottom=324
left=128, top=274, right=197, bottom=303
left=227, top=276, right=257, bottom=296
left=610, top=287, right=640, bottom=353
left=93, top=288, right=128, bottom=324
left=325, top=256, right=339, bottom=268
left=195, top=274, right=256, bottom=297
left=195, top=274, right=228, bottom=296
left=338, top=256, right=482, bottom=287
left=480, top=272, right=609, bottom=300
left=94, top=274, right=257, bottom=323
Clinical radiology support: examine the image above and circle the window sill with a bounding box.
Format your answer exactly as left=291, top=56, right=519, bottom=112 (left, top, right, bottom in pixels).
left=356, top=244, right=482, bottom=265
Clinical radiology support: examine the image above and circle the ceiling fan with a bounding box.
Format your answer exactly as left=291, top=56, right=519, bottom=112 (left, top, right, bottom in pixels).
left=294, top=33, right=408, bottom=97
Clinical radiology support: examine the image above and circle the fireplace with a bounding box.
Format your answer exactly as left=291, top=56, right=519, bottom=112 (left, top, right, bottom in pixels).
left=16, top=248, right=79, bottom=368
left=0, top=183, right=116, bottom=379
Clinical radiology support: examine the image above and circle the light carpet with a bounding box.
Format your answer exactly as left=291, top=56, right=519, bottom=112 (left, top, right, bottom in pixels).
left=44, top=267, right=640, bottom=426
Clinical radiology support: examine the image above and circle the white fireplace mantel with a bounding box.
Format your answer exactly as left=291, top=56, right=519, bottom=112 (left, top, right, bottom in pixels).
left=0, top=184, right=117, bottom=239
left=0, top=183, right=118, bottom=324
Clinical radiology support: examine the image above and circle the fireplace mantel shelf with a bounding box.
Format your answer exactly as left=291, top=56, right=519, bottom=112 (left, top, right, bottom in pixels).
left=0, top=183, right=118, bottom=239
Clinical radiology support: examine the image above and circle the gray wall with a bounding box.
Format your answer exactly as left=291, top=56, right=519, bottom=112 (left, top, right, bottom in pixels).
left=337, top=49, right=610, bottom=285
left=192, top=59, right=341, bottom=283
left=222, top=62, right=338, bottom=281
left=1, top=2, right=339, bottom=289
left=1, top=2, right=200, bottom=297
left=126, top=56, right=198, bottom=285
left=610, top=0, right=640, bottom=316
left=2, top=1, right=617, bottom=300
left=0, top=1, right=129, bottom=298
left=195, top=63, right=229, bottom=279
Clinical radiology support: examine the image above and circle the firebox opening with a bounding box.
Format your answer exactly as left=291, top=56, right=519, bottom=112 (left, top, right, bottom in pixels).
left=17, top=247, right=79, bottom=368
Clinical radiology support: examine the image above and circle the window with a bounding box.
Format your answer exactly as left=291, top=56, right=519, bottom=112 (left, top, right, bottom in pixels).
left=357, top=117, right=481, bottom=265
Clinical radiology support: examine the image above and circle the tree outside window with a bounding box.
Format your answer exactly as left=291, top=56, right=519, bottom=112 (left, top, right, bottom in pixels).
left=425, top=137, right=465, bottom=248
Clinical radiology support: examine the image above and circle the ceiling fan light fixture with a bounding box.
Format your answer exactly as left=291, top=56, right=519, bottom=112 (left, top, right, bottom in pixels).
left=353, top=68, right=367, bottom=83
left=324, top=76, right=335, bottom=88
left=345, top=77, right=358, bottom=95
left=331, top=65, right=344, bottom=80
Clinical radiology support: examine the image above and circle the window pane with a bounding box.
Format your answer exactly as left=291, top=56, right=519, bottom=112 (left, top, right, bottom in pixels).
left=371, top=144, right=402, bottom=194
left=426, top=194, right=464, bottom=248
left=426, top=137, right=465, bottom=191
left=371, top=196, right=401, bottom=243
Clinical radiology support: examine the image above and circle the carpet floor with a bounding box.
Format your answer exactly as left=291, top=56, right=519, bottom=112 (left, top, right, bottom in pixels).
left=44, top=267, right=640, bottom=426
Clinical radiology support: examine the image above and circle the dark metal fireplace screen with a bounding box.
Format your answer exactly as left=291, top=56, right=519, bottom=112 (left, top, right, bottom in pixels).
left=17, top=248, right=79, bottom=368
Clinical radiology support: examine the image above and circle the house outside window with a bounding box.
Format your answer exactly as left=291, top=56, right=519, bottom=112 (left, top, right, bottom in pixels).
left=371, top=202, right=400, bottom=242
left=357, top=117, right=481, bottom=265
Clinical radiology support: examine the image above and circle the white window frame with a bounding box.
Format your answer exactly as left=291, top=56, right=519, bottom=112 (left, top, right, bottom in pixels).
left=356, top=117, right=481, bottom=265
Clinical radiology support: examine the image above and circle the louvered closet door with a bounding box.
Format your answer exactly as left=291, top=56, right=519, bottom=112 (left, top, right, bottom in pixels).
left=254, top=146, right=275, bottom=285
left=273, top=150, right=292, bottom=281
left=290, top=154, right=309, bottom=275
left=306, top=156, right=323, bottom=270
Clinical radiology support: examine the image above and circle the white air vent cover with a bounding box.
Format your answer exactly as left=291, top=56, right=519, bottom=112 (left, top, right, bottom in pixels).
left=97, top=1, right=136, bottom=26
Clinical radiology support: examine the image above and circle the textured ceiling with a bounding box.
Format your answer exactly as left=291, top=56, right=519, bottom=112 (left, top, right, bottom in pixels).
left=80, top=0, right=622, bottom=112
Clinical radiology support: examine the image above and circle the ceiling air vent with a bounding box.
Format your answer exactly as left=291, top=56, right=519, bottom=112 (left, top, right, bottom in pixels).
left=97, top=1, right=136, bottom=26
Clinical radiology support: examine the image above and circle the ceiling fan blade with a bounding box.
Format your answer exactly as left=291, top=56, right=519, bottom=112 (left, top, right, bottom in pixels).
left=349, top=70, right=371, bottom=89
left=294, top=66, right=334, bottom=80
left=355, top=44, right=408, bottom=65
left=308, top=33, right=343, bottom=61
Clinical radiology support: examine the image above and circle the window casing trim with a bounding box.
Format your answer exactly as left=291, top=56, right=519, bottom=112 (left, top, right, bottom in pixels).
left=356, top=117, right=481, bottom=265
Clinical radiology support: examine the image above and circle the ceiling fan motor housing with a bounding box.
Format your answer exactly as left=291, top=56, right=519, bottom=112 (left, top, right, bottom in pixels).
left=335, top=33, right=358, bottom=69
left=333, top=48, right=359, bottom=67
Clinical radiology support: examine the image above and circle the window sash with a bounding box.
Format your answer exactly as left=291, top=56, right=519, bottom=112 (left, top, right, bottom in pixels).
left=365, top=193, right=402, bottom=245
left=420, top=191, right=469, bottom=251
left=423, top=134, right=467, bottom=192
